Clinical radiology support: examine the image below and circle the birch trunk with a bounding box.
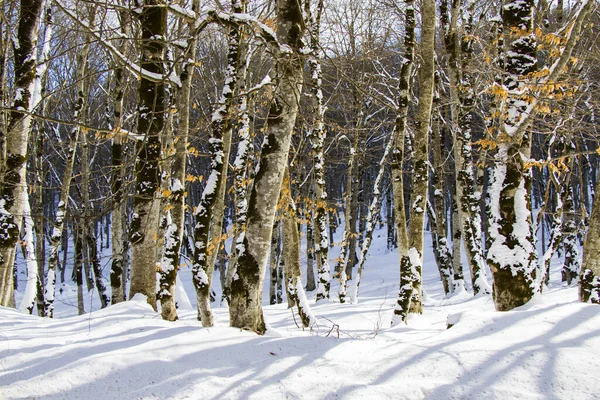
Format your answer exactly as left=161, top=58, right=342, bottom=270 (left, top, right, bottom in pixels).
left=229, top=0, right=305, bottom=334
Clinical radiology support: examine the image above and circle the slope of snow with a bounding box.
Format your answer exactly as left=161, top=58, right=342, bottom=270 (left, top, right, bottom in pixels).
left=2, top=229, right=600, bottom=399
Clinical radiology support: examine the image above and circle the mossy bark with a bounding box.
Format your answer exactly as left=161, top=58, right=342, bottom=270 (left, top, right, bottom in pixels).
left=129, top=0, right=167, bottom=310
left=0, top=0, right=44, bottom=307
left=229, top=0, right=304, bottom=334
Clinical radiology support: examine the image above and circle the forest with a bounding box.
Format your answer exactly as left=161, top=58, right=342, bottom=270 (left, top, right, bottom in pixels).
left=0, top=0, right=600, bottom=336
left=2, top=0, right=600, bottom=398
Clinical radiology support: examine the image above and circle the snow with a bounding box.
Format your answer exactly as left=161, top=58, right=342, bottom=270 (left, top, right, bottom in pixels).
left=4, top=227, right=600, bottom=399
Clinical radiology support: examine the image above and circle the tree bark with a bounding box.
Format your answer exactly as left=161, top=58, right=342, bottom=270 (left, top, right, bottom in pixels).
left=193, top=0, right=242, bottom=327
left=401, top=0, right=435, bottom=318
left=352, top=135, right=393, bottom=302
left=129, top=0, right=167, bottom=310
left=306, top=0, right=330, bottom=303
left=0, top=0, right=44, bottom=307
left=390, top=0, right=415, bottom=324
left=444, top=0, right=491, bottom=295
left=581, top=186, right=600, bottom=303
left=281, top=168, right=316, bottom=328
left=109, top=8, right=132, bottom=305
left=158, top=0, right=200, bottom=321
left=229, top=0, right=305, bottom=334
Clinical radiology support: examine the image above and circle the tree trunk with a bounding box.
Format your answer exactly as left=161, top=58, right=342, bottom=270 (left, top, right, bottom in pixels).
left=390, top=0, right=415, bottom=325
left=400, top=0, right=435, bottom=318
left=581, top=186, right=600, bottom=303
left=486, top=0, right=539, bottom=311
left=193, top=0, right=242, bottom=327
left=158, top=0, right=200, bottom=321
left=333, top=132, right=359, bottom=304
left=109, top=34, right=128, bottom=305
left=74, top=222, right=84, bottom=315
left=0, top=0, right=44, bottom=308
left=18, top=186, right=38, bottom=314
left=562, top=172, right=580, bottom=285
left=305, top=203, right=316, bottom=291
left=223, top=38, right=252, bottom=305
left=44, top=11, right=93, bottom=315
left=306, top=0, right=330, bottom=303
left=444, top=0, right=491, bottom=296
left=129, top=0, right=167, bottom=310
left=281, top=167, right=316, bottom=328
left=229, top=0, right=305, bottom=334
left=429, top=82, right=453, bottom=295
left=270, top=218, right=281, bottom=305
left=352, top=135, right=393, bottom=303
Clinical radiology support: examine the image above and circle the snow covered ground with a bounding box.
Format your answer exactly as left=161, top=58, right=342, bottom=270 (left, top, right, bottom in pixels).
left=2, top=228, right=600, bottom=399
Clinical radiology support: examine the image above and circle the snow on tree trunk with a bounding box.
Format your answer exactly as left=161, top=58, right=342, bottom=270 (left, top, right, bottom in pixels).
left=352, top=135, right=393, bottom=303
left=21, top=2, right=52, bottom=314
left=451, top=189, right=466, bottom=293
left=44, top=7, right=94, bottom=315
left=486, top=0, right=592, bottom=311
left=78, top=27, right=109, bottom=308
left=562, top=172, right=580, bottom=285
left=229, top=0, right=305, bottom=334
left=428, top=78, right=454, bottom=295
left=444, top=0, right=491, bottom=296
left=391, top=0, right=415, bottom=325
left=110, top=95, right=126, bottom=304
left=581, top=184, right=600, bottom=304
left=110, top=11, right=132, bottom=305
left=281, top=167, right=316, bottom=328
left=158, top=0, right=200, bottom=321
left=540, top=170, right=564, bottom=286
left=333, top=139, right=356, bottom=304
left=18, top=185, right=37, bottom=314
left=0, top=0, right=44, bottom=308
left=129, top=0, right=167, bottom=310
left=400, top=0, right=435, bottom=319
left=270, top=218, right=282, bottom=305
left=74, top=224, right=84, bottom=315
left=223, top=42, right=252, bottom=305
left=486, top=0, right=539, bottom=311
left=305, top=206, right=316, bottom=291
left=193, top=1, right=242, bottom=327
left=34, top=127, right=46, bottom=315
left=306, top=0, right=330, bottom=303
